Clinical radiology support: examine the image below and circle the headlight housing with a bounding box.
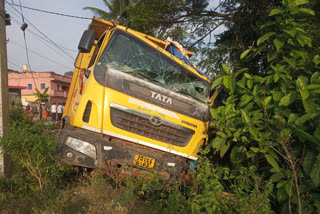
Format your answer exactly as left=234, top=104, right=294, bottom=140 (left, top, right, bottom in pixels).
left=65, top=137, right=96, bottom=159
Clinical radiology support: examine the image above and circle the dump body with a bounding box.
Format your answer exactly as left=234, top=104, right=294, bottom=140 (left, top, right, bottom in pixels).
left=58, top=17, right=211, bottom=179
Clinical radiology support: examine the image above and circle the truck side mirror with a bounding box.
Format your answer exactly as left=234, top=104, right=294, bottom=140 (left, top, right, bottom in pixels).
left=78, top=30, right=97, bottom=53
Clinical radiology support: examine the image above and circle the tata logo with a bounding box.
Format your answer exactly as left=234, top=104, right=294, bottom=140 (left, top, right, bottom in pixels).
left=151, top=91, right=172, bottom=105
left=149, top=116, right=162, bottom=126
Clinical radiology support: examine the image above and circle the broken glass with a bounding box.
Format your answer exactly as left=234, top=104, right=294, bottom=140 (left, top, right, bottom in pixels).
left=97, top=29, right=210, bottom=103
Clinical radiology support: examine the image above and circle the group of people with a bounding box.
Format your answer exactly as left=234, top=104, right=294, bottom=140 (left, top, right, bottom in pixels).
left=30, top=102, right=65, bottom=121
left=49, top=103, right=64, bottom=121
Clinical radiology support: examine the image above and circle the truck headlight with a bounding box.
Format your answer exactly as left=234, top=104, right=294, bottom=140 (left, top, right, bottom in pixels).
left=65, top=137, right=96, bottom=159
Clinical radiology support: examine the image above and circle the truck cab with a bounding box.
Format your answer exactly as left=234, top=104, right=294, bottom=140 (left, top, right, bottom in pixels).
left=58, top=17, right=211, bottom=179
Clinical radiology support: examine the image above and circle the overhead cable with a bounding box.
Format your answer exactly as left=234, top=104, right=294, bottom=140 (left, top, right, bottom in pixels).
left=10, top=40, right=72, bottom=69
left=8, top=11, right=77, bottom=55
left=7, top=59, right=21, bottom=70
left=10, top=3, right=91, bottom=20
left=18, top=0, right=37, bottom=88
left=6, top=1, right=75, bottom=61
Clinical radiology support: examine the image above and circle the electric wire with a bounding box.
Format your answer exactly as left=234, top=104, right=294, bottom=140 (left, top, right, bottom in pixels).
left=18, top=0, right=37, bottom=89
left=7, top=59, right=21, bottom=70
left=6, top=1, right=76, bottom=61
left=8, top=11, right=77, bottom=62
left=10, top=3, right=91, bottom=20
left=10, top=40, right=73, bottom=69
left=7, top=14, right=75, bottom=75
left=6, top=7, right=78, bottom=53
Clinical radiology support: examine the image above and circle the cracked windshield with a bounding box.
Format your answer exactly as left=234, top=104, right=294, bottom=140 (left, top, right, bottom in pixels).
left=97, top=30, right=210, bottom=103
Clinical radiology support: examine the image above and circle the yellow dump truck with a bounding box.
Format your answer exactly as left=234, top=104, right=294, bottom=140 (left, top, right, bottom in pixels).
left=58, top=17, right=212, bottom=179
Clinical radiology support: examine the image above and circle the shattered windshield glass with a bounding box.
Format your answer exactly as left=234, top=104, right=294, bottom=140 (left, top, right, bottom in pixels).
left=97, top=29, right=210, bottom=103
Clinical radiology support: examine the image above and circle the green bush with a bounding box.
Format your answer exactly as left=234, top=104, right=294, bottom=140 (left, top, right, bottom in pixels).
left=208, top=0, right=320, bottom=213
left=0, top=104, right=67, bottom=193
left=0, top=121, right=59, bottom=190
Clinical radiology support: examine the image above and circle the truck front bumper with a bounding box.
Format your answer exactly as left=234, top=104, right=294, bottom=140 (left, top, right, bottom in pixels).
left=57, top=126, right=190, bottom=179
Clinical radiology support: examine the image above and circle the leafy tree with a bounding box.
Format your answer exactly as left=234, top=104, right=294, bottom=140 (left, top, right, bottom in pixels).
left=84, top=0, right=232, bottom=42
left=199, top=0, right=282, bottom=75
left=83, top=0, right=130, bottom=24
left=64, top=71, right=73, bottom=76
left=33, top=87, right=50, bottom=103
left=209, top=0, right=320, bottom=212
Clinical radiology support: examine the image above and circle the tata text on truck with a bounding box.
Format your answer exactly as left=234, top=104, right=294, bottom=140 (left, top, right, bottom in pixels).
left=58, top=17, right=212, bottom=180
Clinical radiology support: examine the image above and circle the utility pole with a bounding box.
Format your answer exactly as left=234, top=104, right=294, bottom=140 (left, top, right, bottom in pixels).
left=0, top=0, right=11, bottom=177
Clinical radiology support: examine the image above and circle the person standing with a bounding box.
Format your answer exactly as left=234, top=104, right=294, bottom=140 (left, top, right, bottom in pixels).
left=25, top=105, right=33, bottom=121
left=57, top=103, right=63, bottom=121
left=42, top=103, right=48, bottom=120
left=50, top=103, right=57, bottom=121
left=38, top=103, right=42, bottom=120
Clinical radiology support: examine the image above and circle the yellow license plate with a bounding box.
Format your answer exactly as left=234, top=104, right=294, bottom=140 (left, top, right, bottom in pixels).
left=133, top=155, right=155, bottom=168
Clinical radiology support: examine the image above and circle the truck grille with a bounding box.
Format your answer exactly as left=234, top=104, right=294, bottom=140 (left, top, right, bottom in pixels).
left=110, top=104, right=194, bottom=147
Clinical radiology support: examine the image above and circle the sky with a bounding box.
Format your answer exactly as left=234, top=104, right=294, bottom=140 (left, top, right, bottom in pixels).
left=5, top=0, right=225, bottom=75
left=5, top=0, right=104, bottom=75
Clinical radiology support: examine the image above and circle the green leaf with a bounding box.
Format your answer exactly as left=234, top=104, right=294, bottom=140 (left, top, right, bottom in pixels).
left=298, top=8, right=315, bottom=15
left=234, top=68, right=248, bottom=79
left=260, top=21, right=275, bottom=29
left=296, top=75, right=308, bottom=90
left=222, top=64, right=231, bottom=74
left=274, top=73, right=280, bottom=82
left=310, top=155, right=320, bottom=187
left=279, top=92, right=298, bottom=106
left=211, top=136, right=225, bottom=149
left=299, top=89, right=309, bottom=100
left=265, top=96, right=272, bottom=107
left=269, top=8, right=284, bottom=16
left=257, top=32, right=276, bottom=46
left=297, top=34, right=312, bottom=47
left=240, top=49, right=251, bottom=59
left=289, top=0, right=309, bottom=7
left=239, top=95, right=253, bottom=107
left=288, top=113, right=298, bottom=123
left=223, top=75, right=231, bottom=88
left=240, top=110, right=250, bottom=123
left=292, top=50, right=308, bottom=60
left=223, top=76, right=235, bottom=94
left=283, top=56, right=296, bottom=68
left=220, top=142, right=230, bottom=158
left=247, top=79, right=253, bottom=89
left=265, top=154, right=280, bottom=172
left=295, top=128, right=319, bottom=146
left=211, top=76, right=223, bottom=89
left=295, top=113, right=318, bottom=126
left=249, top=127, right=259, bottom=140
left=311, top=72, right=320, bottom=84
left=273, top=39, right=284, bottom=52
left=303, top=152, right=315, bottom=176
left=273, top=90, right=282, bottom=102
left=277, top=187, right=288, bottom=202
left=230, top=146, right=245, bottom=163
left=253, top=84, right=260, bottom=96
left=302, top=99, right=317, bottom=113
left=283, top=29, right=296, bottom=37
left=244, top=73, right=252, bottom=79
left=270, top=173, right=285, bottom=182
left=306, top=84, right=320, bottom=94
left=216, top=131, right=227, bottom=138
left=250, top=147, right=259, bottom=152
left=267, top=50, right=277, bottom=62
left=313, top=55, right=320, bottom=65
